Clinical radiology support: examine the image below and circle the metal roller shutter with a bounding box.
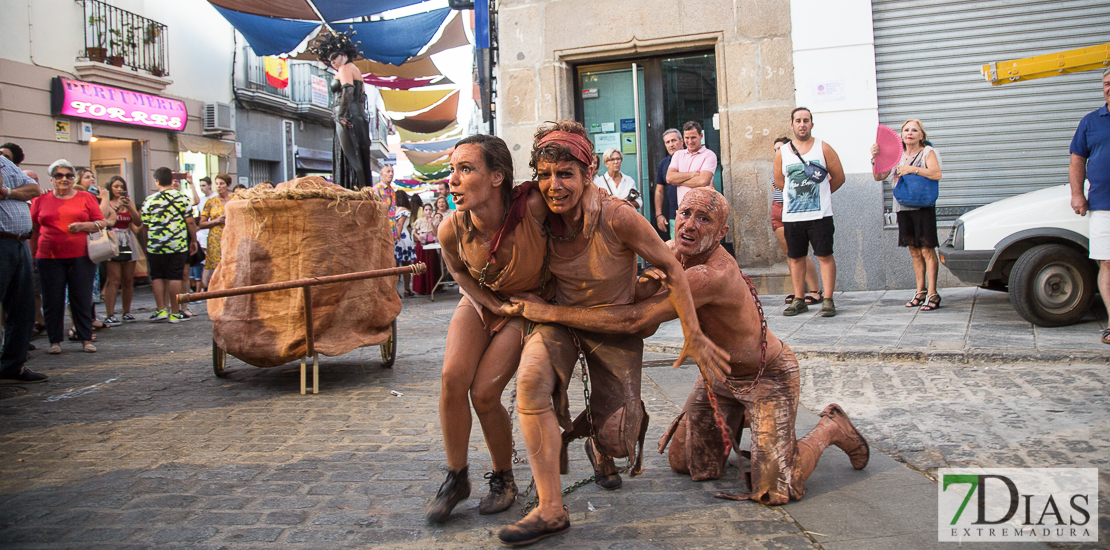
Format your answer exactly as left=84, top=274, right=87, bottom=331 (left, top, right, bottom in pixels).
left=872, top=0, right=1110, bottom=220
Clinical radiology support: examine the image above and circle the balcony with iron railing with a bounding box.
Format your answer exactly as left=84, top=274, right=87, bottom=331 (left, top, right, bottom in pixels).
left=240, top=49, right=337, bottom=120
left=80, top=0, right=168, bottom=77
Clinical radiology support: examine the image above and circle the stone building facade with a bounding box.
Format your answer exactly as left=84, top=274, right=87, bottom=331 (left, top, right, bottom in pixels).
left=496, top=0, right=796, bottom=269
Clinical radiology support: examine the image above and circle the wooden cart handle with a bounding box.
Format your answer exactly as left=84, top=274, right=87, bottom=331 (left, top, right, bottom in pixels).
left=177, top=263, right=426, bottom=304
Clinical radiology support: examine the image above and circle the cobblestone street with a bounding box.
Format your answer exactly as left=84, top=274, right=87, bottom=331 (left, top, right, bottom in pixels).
left=0, top=288, right=1106, bottom=548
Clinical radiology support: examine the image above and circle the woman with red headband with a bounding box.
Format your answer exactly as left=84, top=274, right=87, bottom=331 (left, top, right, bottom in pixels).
left=425, top=134, right=550, bottom=524
left=496, top=121, right=729, bottom=546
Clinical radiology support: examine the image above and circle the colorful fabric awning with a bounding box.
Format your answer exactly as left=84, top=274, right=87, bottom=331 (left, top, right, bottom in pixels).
left=208, top=0, right=428, bottom=24
left=363, top=74, right=450, bottom=90
left=393, top=118, right=456, bottom=134
left=380, top=88, right=455, bottom=114
left=396, top=124, right=461, bottom=143
left=408, top=11, right=470, bottom=62
left=403, top=149, right=451, bottom=166
left=399, top=90, right=459, bottom=121
left=392, top=179, right=436, bottom=193
left=402, top=137, right=461, bottom=153
left=356, top=57, right=443, bottom=80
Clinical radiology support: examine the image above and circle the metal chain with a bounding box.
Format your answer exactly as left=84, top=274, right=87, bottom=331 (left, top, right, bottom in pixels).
left=518, top=327, right=619, bottom=516
left=699, top=271, right=769, bottom=460
left=719, top=271, right=769, bottom=397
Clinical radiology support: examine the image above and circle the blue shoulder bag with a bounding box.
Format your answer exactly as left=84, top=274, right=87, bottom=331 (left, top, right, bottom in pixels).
left=892, top=151, right=938, bottom=208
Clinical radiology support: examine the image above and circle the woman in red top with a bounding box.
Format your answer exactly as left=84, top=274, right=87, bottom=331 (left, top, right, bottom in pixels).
left=100, top=176, right=142, bottom=325
left=30, top=159, right=113, bottom=354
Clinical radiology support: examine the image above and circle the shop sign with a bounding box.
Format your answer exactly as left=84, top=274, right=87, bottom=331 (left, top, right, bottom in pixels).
left=620, top=118, right=635, bottom=132
left=54, top=119, right=71, bottom=141
left=51, top=77, right=187, bottom=131
left=582, top=88, right=598, bottom=99
left=311, top=75, right=329, bottom=107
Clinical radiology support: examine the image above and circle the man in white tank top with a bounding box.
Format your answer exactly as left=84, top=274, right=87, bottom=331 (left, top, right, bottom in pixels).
left=773, top=107, right=845, bottom=317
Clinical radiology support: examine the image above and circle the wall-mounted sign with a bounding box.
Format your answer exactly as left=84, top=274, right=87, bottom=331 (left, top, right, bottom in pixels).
left=582, top=88, right=599, bottom=99
left=593, top=132, right=620, bottom=153
left=310, top=75, right=329, bottom=108
left=620, top=118, right=636, bottom=132
left=51, top=77, right=187, bottom=131
left=601, top=122, right=615, bottom=133
left=54, top=119, right=71, bottom=141
left=621, top=132, right=636, bottom=154
left=589, top=123, right=602, bottom=133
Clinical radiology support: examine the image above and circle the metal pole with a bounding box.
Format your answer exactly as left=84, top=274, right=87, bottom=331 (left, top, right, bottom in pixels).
left=177, top=264, right=425, bottom=304
left=632, top=62, right=643, bottom=217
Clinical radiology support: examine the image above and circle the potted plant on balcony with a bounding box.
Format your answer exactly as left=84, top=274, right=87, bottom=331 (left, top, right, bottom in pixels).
left=144, top=21, right=161, bottom=45
left=107, top=28, right=125, bottom=67
left=86, top=14, right=107, bottom=62
left=150, top=64, right=166, bottom=77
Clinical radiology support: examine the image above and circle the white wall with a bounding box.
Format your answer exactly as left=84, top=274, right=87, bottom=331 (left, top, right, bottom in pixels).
left=790, top=0, right=878, bottom=174
left=0, top=0, right=234, bottom=105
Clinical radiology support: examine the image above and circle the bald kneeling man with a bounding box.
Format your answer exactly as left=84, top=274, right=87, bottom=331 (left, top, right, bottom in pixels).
left=512, top=187, right=869, bottom=504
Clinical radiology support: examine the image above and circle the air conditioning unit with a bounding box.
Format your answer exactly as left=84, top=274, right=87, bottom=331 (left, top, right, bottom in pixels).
left=203, top=102, right=234, bottom=132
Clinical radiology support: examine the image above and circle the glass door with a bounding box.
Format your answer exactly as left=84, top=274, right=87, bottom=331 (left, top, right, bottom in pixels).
left=578, top=63, right=649, bottom=218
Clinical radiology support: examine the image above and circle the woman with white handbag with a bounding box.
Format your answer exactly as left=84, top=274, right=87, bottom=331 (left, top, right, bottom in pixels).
left=100, top=176, right=142, bottom=326
left=29, top=159, right=114, bottom=354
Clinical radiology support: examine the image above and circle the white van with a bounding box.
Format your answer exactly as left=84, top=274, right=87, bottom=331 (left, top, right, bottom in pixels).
left=938, top=184, right=1097, bottom=327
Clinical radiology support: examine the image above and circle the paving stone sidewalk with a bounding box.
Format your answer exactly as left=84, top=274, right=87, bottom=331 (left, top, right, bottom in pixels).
left=0, top=286, right=1102, bottom=548
left=645, top=286, right=1110, bottom=363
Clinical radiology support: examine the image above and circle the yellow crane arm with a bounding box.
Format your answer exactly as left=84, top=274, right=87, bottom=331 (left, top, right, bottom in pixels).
left=982, top=43, right=1110, bottom=86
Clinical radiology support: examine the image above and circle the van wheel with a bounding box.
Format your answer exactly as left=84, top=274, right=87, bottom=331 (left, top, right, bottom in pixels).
left=1008, top=244, right=1094, bottom=327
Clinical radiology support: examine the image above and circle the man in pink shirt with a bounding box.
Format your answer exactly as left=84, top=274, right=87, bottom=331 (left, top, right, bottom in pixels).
left=667, top=121, right=718, bottom=206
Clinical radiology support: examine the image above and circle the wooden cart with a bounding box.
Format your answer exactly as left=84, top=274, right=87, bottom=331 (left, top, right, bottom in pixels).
left=178, top=263, right=423, bottom=394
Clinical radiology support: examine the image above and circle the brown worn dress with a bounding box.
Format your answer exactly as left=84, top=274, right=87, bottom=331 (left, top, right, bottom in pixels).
left=658, top=345, right=806, bottom=505
left=524, top=185, right=648, bottom=474
left=451, top=206, right=548, bottom=334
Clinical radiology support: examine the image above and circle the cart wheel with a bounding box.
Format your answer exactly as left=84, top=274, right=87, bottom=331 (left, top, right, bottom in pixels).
left=380, top=319, right=397, bottom=368
left=213, top=339, right=228, bottom=378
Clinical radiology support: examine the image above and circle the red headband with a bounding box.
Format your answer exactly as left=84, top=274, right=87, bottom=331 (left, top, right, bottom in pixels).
left=535, top=130, right=594, bottom=168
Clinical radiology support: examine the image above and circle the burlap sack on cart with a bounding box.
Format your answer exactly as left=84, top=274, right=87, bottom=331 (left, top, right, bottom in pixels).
left=207, top=177, right=401, bottom=367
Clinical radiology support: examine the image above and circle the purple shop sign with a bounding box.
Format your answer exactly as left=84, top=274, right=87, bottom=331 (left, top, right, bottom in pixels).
left=51, top=77, right=187, bottom=131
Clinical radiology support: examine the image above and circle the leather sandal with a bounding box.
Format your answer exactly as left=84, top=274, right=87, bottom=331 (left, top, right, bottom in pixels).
left=585, top=438, right=621, bottom=490
left=920, top=294, right=941, bottom=311
left=498, top=505, right=570, bottom=547
left=803, top=290, right=824, bottom=305
left=905, top=290, right=927, bottom=308
left=784, top=294, right=795, bottom=304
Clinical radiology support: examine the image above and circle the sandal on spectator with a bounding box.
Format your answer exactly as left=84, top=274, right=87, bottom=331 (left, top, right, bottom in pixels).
left=804, top=290, right=823, bottom=305
left=920, top=294, right=941, bottom=311
left=905, top=290, right=927, bottom=307
left=82, top=342, right=96, bottom=353
left=1101, top=328, right=1110, bottom=345
left=784, top=294, right=795, bottom=304
left=68, top=330, right=97, bottom=342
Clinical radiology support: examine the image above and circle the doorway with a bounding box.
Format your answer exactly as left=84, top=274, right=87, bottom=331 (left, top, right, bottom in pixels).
left=576, top=51, right=720, bottom=222
left=578, top=63, right=648, bottom=216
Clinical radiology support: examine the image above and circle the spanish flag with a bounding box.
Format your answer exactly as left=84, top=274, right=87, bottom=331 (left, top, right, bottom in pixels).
left=264, top=57, right=289, bottom=89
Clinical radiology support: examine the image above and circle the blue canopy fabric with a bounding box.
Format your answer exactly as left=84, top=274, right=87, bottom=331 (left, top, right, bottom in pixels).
left=212, top=5, right=320, bottom=56
left=314, top=0, right=429, bottom=22
left=401, top=137, right=460, bottom=152
left=346, top=8, right=451, bottom=65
